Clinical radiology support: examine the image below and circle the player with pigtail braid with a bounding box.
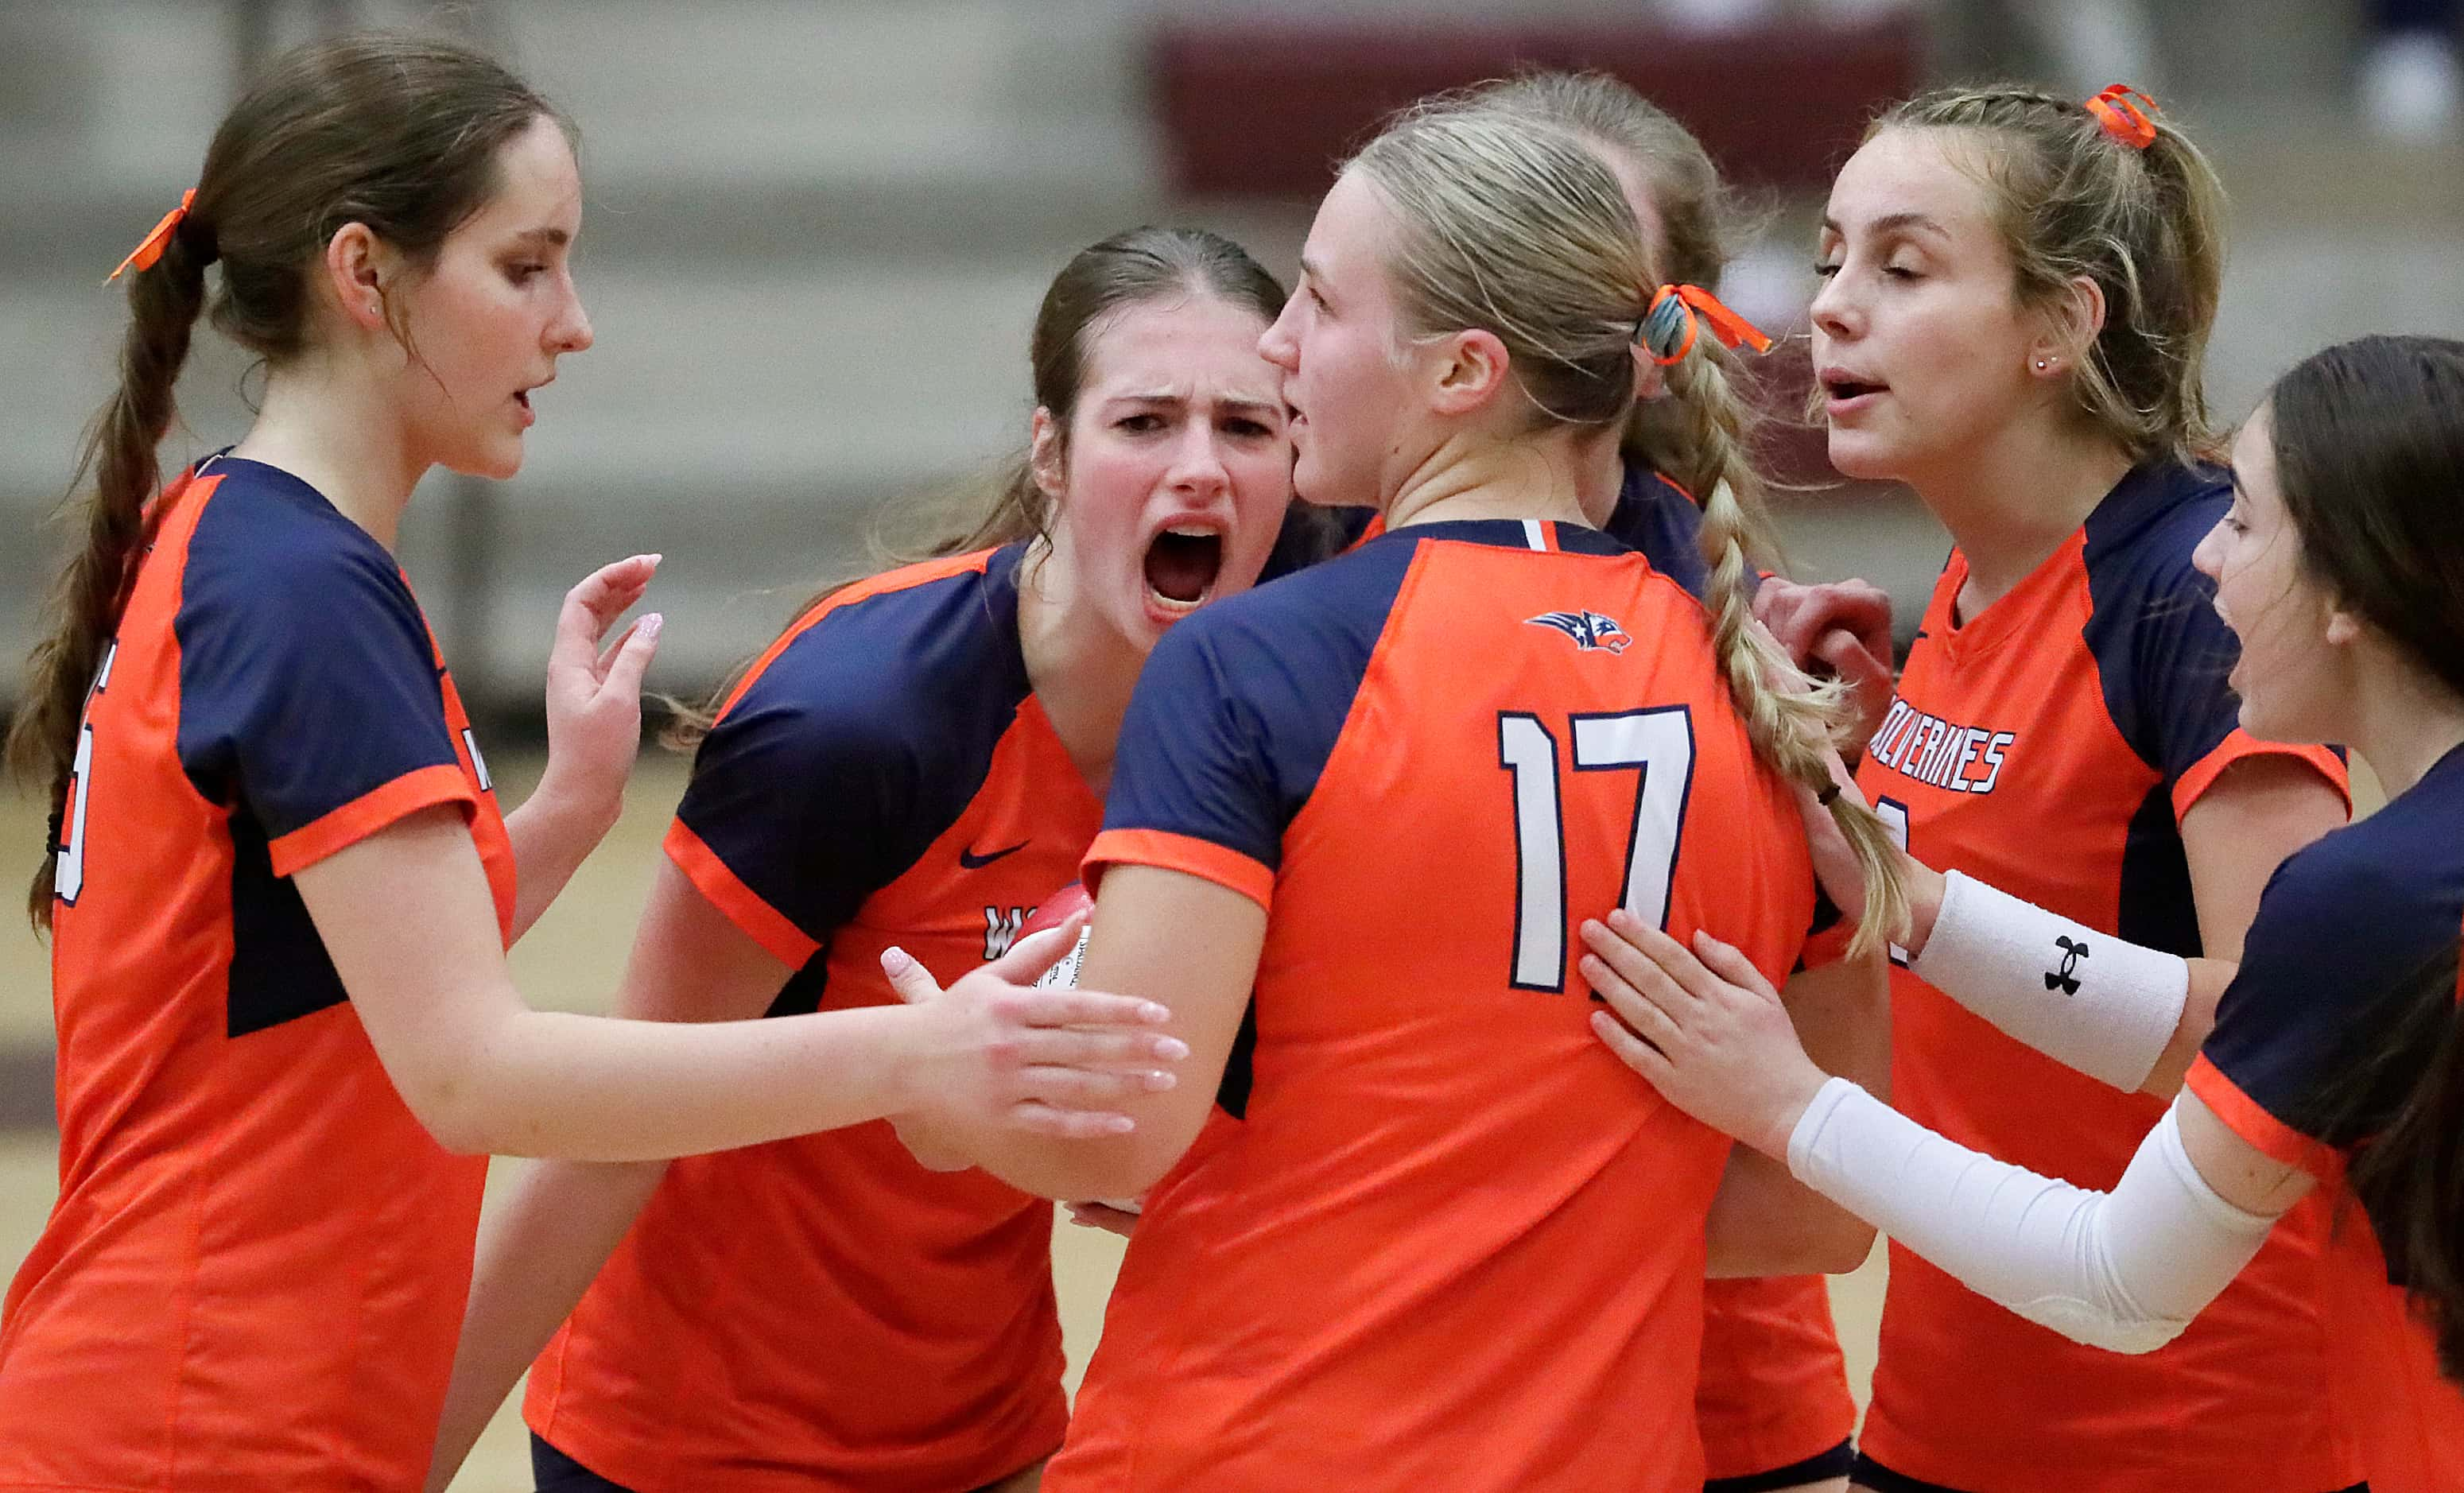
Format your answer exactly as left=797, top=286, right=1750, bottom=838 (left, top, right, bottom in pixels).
left=883, top=98, right=1907, bottom=1492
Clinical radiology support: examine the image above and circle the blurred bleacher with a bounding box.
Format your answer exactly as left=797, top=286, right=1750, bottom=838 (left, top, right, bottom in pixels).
left=2, top=0, right=2460, bottom=726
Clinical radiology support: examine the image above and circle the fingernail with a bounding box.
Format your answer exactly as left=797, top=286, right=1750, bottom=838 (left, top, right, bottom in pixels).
left=638, top=613, right=664, bottom=640
left=880, top=947, right=915, bottom=976
left=1143, top=1069, right=1178, bottom=1091
left=1105, top=1115, right=1136, bottom=1134
left=1139, top=1001, right=1170, bottom=1023
left=1153, top=1037, right=1189, bottom=1061
left=646, top=552, right=663, bottom=565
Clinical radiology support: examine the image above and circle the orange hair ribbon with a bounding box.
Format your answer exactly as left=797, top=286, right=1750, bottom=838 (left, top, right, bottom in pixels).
left=1639, top=284, right=1773, bottom=367
left=2084, top=84, right=2159, bottom=149
left=107, top=188, right=197, bottom=284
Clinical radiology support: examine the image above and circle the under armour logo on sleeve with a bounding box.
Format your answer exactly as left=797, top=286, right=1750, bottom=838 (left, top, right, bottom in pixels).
left=2047, top=935, right=2087, bottom=995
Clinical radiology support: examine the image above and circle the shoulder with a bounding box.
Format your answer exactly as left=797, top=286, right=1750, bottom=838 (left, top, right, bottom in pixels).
left=717, top=546, right=1030, bottom=755
left=1171, top=529, right=1419, bottom=661
left=2081, top=459, right=2230, bottom=607
left=2235, top=796, right=2459, bottom=1006
left=180, top=460, right=420, bottom=624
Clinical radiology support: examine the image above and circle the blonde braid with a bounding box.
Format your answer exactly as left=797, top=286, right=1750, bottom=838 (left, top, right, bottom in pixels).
left=1666, top=351, right=1911, bottom=956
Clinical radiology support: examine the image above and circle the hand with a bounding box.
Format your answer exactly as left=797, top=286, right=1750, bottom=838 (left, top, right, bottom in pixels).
left=538, top=555, right=665, bottom=827
left=1754, top=577, right=1895, bottom=747
left=1580, top=911, right=1829, bottom=1158
left=878, top=917, right=1189, bottom=1142
left=1789, top=763, right=1943, bottom=955
left=1064, top=1200, right=1143, bottom=1237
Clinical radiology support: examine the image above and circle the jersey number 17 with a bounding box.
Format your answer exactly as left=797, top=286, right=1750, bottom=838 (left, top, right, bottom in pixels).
left=1497, top=706, right=1694, bottom=991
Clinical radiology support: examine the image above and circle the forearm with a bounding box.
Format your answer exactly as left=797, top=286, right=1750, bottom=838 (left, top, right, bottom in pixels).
left=1786, top=1081, right=2280, bottom=1352
left=424, top=1158, right=669, bottom=1491
left=1905, top=869, right=2195, bottom=1094
left=931, top=1112, right=1162, bottom=1202
left=503, top=773, right=624, bottom=940
left=436, top=1003, right=920, bottom=1161
left=1705, top=956, right=1888, bottom=1276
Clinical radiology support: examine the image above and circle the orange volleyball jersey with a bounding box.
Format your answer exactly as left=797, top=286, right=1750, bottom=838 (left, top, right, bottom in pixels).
left=0, top=456, right=512, bottom=1491
left=1054, top=519, right=1820, bottom=1492
left=525, top=546, right=1091, bottom=1491
left=1696, top=1277, right=1856, bottom=1483
left=1847, top=461, right=2357, bottom=1493
left=2186, top=743, right=2464, bottom=1493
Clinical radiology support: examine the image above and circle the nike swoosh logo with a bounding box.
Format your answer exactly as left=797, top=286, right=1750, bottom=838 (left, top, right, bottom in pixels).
left=959, top=840, right=1030, bottom=869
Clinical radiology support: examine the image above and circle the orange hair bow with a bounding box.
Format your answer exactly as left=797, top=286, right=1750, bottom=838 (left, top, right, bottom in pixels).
left=2085, top=84, right=2160, bottom=149
left=1638, top=284, right=1772, bottom=367
left=107, top=188, right=197, bottom=284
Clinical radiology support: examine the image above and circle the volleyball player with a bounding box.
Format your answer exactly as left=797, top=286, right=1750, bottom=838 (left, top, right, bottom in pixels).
left=1614, top=84, right=2358, bottom=1493
left=422, top=228, right=1296, bottom=1493
left=1586, top=332, right=2464, bottom=1493
left=888, top=99, right=1907, bottom=1491
left=0, top=36, right=1178, bottom=1489
left=1073, top=72, right=1872, bottom=1493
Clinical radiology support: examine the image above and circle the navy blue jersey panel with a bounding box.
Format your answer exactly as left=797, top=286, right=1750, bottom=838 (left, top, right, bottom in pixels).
left=224, top=809, right=350, bottom=1037
left=1605, top=467, right=1713, bottom=603
left=1104, top=526, right=1424, bottom=872
left=677, top=545, right=1034, bottom=946
left=1259, top=502, right=1376, bottom=582
left=2116, top=779, right=2205, bottom=956
left=2080, top=460, right=2247, bottom=783
left=2203, top=744, right=2464, bottom=1142
left=173, top=459, right=461, bottom=836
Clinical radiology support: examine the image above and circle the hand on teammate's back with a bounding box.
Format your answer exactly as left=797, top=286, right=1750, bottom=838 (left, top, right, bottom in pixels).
left=877, top=917, right=1188, bottom=1153
left=1754, top=576, right=1896, bottom=746
left=538, top=553, right=665, bottom=819
left=1579, top=912, right=1831, bottom=1160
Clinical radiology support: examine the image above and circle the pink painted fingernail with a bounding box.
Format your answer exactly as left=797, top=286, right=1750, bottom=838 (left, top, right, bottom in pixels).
left=1153, top=1037, right=1189, bottom=1061
left=880, top=947, right=916, bottom=977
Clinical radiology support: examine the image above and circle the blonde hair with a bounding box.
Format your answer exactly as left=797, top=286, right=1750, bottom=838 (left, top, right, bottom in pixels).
left=1469, top=73, right=1756, bottom=510
left=1349, top=104, right=1910, bottom=955
left=1877, top=84, right=2228, bottom=465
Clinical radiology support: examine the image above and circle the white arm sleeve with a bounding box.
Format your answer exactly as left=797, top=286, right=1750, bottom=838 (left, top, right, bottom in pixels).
left=1787, top=1078, right=2284, bottom=1354
left=1911, top=870, right=2190, bottom=1092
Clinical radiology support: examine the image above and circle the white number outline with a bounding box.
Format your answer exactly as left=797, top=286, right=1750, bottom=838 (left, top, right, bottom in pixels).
left=55, top=642, right=116, bottom=907
left=1873, top=794, right=1911, bottom=966
left=1497, top=705, right=1696, bottom=991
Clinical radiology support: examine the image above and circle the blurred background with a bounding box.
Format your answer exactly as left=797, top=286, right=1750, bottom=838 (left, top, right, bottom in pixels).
left=0, top=1, right=2458, bottom=1483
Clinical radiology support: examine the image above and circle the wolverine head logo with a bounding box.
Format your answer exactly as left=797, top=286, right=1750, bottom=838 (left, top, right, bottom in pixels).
left=1527, top=609, right=1632, bottom=653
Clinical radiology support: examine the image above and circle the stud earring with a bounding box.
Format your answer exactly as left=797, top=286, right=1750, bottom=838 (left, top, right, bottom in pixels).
left=2035, top=358, right=2051, bottom=371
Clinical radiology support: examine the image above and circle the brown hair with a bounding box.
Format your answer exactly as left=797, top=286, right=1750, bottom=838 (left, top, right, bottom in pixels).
left=665, top=226, right=1290, bottom=750
left=2268, top=334, right=2464, bottom=1382
left=1348, top=104, right=1910, bottom=954
left=6, top=31, right=568, bottom=929
left=1875, top=84, right=2228, bottom=465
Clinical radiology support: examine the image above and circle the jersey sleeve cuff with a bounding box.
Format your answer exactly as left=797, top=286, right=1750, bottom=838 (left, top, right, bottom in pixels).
left=2172, top=732, right=2350, bottom=821
left=1083, top=828, right=1275, bottom=911
left=663, top=818, right=822, bottom=968
left=2184, top=1053, right=2344, bottom=1182
left=266, top=762, right=475, bottom=878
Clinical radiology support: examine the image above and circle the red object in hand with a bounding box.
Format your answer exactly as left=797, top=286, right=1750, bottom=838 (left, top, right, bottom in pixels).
left=1022, top=882, right=1093, bottom=989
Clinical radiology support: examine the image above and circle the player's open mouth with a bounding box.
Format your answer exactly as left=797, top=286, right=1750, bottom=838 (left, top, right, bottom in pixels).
left=1144, top=524, right=1225, bottom=614
left=1822, top=375, right=1886, bottom=405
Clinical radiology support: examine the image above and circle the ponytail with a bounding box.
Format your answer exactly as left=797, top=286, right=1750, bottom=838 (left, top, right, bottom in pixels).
left=1663, top=347, right=1911, bottom=959
left=6, top=224, right=213, bottom=929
